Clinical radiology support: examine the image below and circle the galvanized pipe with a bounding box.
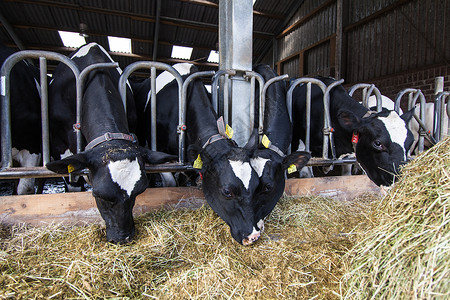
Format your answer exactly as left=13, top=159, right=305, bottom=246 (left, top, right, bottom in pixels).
left=119, top=61, right=184, bottom=156
left=1, top=50, right=80, bottom=170
left=395, top=88, right=427, bottom=153
left=39, top=57, right=50, bottom=165
left=211, top=69, right=236, bottom=117
left=349, top=83, right=382, bottom=112
left=434, top=91, right=450, bottom=141
left=244, top=70, right=264, bottom=138
left=182, top=71, right=215, bottom=163
left=324, top=79, right=345, bottom=160
left=286, top=78, right=327, bottom=154
left=150, top=67, right=157, bottom=151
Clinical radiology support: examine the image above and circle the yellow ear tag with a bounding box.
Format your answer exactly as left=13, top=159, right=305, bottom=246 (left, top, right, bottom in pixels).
left=67, top=164, right=75, bottom=173
left=193, top=154, right=203, bottom=169
left=287, top=164, right=297, bottom=174
left=225, top=124, right=234, bottom=139
left=262, top=134, right=271, bottom=148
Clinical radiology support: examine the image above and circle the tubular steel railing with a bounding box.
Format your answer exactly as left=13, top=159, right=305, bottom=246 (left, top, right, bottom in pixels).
left=395, top=88, right=428, bottom=154
left=434, top=91, right=450, bottom=142
left=348, top=83, right=383, bottom=112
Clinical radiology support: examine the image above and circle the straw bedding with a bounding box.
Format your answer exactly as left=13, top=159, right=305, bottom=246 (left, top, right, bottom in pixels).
left=0, top=192, right=378, bottom=299
left=343, top=137, right=450, bottom=299
left=0, top=138, right=448, bottom=299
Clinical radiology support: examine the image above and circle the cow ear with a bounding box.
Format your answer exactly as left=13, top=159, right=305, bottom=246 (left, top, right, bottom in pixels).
left=337, top=109, right=361, bottom=132
left=282, top=151, right=311, bottom=171
left=243, top=128, right=259, bottom=155
left=141, top=148, right=177, bottom=164
left=46, top=152, right=90, bottom=174
left=400, top=107, right=415, bottom=123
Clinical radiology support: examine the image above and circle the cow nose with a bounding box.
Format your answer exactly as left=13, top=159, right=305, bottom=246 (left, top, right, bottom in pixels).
left=242, top=231, right=261, bottom=246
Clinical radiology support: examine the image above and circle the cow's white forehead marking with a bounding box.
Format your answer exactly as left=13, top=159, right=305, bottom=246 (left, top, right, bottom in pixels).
left=145, top=63, right=192, bottom=110
left=229, top=160, right=253, bottom=190
left=61, top=149, right=74, bottom=160
left=379, top=112, right=408, bottom=159
left=108, top=158, right=142, bottom=197
left=250, top=157, right=270, bottom=178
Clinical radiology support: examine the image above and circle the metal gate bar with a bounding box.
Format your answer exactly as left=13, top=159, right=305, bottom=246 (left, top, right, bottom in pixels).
left=395, top=88, right=427, bottom=154
left=348, top=83, right=382, bottom=112
left=1, top=50, right=80, bottom=170
left=119, top=61, right=184, bottom=156
left=434, top=91, right=450, bottom=141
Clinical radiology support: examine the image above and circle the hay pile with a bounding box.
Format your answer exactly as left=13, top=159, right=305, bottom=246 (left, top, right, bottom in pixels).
left=0, top=193, right=379, bottom=299
left=343, top=137, right=450, bottom=299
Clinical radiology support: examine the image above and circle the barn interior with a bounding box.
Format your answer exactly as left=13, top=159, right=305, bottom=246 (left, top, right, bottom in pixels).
left=1, top=0, right=448, bottom=101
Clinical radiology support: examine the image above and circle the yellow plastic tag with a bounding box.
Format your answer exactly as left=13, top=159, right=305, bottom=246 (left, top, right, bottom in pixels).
left=193, top=154, right=203, bottom=169
left=287, top=164, right=297, bottom=174
left=225, top=124, right=234, bottom=139
left=67, top=164, right=75, bottom=173
left=262, top=134, right=271, bottom=148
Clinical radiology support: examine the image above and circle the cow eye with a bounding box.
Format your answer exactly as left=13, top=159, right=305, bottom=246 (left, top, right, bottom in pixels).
left=373, top=140, right=384, bottom=151
left=221, top=187, right=233, bottom=199
left=263, top=183, right=273, bottom=193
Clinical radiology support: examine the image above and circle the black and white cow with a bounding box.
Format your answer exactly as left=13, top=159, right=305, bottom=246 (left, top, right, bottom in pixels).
left=133, top=63, right=266, bottom=245
left=46, top=43, right=176, bottom=243
left=0, top=42, right=43, bottom=194
left=291, top=77, right=415, bottom=187
left=250, top=65, right=310, bottom=230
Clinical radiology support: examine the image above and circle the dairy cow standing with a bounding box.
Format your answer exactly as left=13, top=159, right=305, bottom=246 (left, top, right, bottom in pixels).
left=46, top=43, right=176, bottom=243
left=133, top=63, right=267, bottom=245
left=250, top=65, right=310, bottom=230
left=0, top=42, right=43, bottom=194
left=291, top=77, right=415, bottom=187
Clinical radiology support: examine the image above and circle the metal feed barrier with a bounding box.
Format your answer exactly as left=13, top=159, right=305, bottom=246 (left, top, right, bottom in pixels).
left=0, top=51, right=289, bottom=180
left=348, top=83, right=383, bottom=112
left=285, top=78, right=357, bottom=169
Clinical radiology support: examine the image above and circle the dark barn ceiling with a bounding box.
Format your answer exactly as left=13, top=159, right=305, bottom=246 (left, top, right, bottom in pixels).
left=0, top=0, right=304, bottom=73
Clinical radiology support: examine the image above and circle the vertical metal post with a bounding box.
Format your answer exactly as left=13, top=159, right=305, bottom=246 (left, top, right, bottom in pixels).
left=39, top=57, right=50, bottom=165
left=434, top=77, right=444, bottom=140
left=219, top=0, right=253, bottom=146
left=150, top=67, right=157, bottom=151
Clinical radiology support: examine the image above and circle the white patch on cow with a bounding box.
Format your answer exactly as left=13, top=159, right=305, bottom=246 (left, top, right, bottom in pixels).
left=250, top=157, right=269, bottom=178
left=379, top=112, right=408, bottom=159
left=60, top=149, right=74, bottom=160
left=71, top=42, right=98, bottom=58
left=257, top=219, right=264, bottom=233
left=108, top=158, right=142, bottom=197
left=144, top=63, right=193, bottom=110
left=229, top=160, right=252, bottom=190
left=12, top=148, right=41, bottom=194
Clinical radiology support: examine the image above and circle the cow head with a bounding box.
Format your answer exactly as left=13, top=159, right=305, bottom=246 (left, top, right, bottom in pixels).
left=189, top=131, right=262, bottom=246
left=338, top=108, right=415, bottom=186
left=249, top=64, right=311, bottom=235
left=46, top=142, right=176, bottom=243
left=250, top=146, right=310, bottom=227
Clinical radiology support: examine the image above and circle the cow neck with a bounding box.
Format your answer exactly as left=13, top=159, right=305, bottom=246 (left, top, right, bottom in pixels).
left=81, top=76, right=132, bottom=150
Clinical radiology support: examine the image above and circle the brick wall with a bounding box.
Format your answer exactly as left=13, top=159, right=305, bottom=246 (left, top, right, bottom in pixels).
left=345, top=65, right=450, bottom=111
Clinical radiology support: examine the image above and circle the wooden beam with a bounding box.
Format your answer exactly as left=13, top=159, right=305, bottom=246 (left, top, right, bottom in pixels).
left=0, top=175, right=381, bottom=226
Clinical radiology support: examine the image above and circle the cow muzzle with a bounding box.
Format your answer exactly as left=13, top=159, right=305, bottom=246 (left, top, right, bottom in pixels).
left=242, top=231, right=261, bottom=246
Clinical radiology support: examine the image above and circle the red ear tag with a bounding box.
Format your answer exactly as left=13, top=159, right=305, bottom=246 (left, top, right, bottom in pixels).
left=199, top=172, right=203, bottom=180
left=352, top=132, right=359, bottom=144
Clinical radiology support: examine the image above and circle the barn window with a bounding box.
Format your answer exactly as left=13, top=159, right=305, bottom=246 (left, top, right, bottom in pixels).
left=107, top=36, right=132, bottom=53
left=171, top=45, right=193, bottom=60
left=58, top=31, right=86, bottom=48
left=207, top=50, right=219, bottom=63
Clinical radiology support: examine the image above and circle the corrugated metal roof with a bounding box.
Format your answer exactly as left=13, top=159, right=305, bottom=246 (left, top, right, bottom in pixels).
left=0, top=0, right=300, bottom=73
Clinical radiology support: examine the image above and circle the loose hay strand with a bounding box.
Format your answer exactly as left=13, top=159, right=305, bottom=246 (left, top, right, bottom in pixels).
left=343, top=137, right=450, bottom=300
